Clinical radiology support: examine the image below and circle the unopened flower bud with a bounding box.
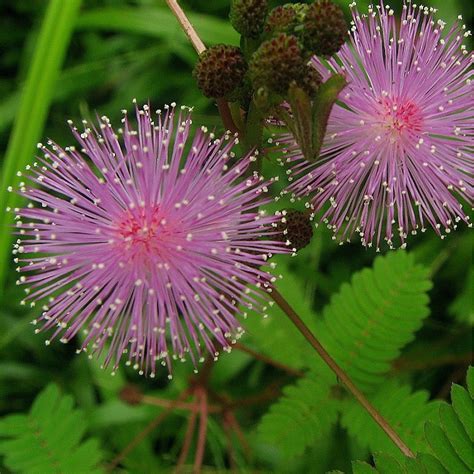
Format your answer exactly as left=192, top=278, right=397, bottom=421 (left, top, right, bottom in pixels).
left=303, top=0, right=347, bottom=57
left=249, top=34, right=304, bottom=96
left=275, top=210, right=313, bottom=251
left=265, top=3, right=308, bottom=36
left=230, top=0, right=268, bottom=38
left=193, top=45, right=247, bottom=99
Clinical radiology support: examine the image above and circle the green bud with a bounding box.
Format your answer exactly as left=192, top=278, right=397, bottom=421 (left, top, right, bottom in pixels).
left=230, top=0, right=268, bottom=38
left=193, top=45, right=247, bottom=99
left=275, top=209, right=313, bottom=251
left=249, top=33, right=305, bottom=96
left=303, top=0, right=348, bottom=57
left=265, top=3, right=308, bottom=37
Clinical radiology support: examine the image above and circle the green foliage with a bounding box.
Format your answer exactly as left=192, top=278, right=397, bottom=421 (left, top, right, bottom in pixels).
left=255, top=252, right=433, bottom=460
left=0, top=0, right=472, bottom=472
left=449, top=267, right=473, bottom=326
left=0, top=384, right=104, bottom=474
left=0, top=0, right=82, bottom=293
left=257, top=368, right=338, bottom=458
left=352, top=453, right=447, bottom=474
left=347, top=367, right=473, bottom=474
left=316, top=251, right=432, bottom=392
left=77, top=6, right=239, bottom=46
left=342, top=381, right=441, bottom=458
left=241, top=255, right=320, bottom=370
left=425, top=367, right=474, bottom=473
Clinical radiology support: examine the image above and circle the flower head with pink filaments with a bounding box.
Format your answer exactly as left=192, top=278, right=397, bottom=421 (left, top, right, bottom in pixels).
left=281, top=1, right=473, bottom=249
left=13, top=103, right=287, bottom=377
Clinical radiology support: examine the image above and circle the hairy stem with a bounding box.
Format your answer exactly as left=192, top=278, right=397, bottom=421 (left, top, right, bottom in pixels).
left=166, top=0, right=240, bottom=136
left=269, top=286, right=415, bottom=459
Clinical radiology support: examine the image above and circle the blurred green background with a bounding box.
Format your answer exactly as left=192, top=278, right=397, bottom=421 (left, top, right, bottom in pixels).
left=0, top=0, right=472, bottom=472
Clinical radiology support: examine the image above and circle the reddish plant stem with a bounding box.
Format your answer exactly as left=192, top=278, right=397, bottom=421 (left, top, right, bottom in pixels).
left=141, top=394, right=220, bottom=413
left=216, top=99, right=240, bottom=134
left=224, top=410, right=251, bottom=462
left=228, top=379, right=285, bottom=409
left=393, top=352, right=473, bottom=372
left=176, top=400, right=199, bottom=473
left=269, top=286, right=415, bottom=459
left=222, top=414, right=237, bottom=472
left=194, top=389, right=209, bottom=472
left=107, top=389, right=191, bottom=471
left=234, top=342, right=304, bottom=377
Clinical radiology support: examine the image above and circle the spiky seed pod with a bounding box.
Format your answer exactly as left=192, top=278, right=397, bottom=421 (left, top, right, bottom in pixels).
left=249, top=33, right=305, bottom=96
left=303, top=0, right=347, bottom=57
left=230, top=0, right=268, bottom=38
left=265, top=5, right=295, bottom=36
left=265, top=3, right=309, bottom=36
left=193, top=45, right=247, bottom=99
left=275, top=210, right=313, bottom=251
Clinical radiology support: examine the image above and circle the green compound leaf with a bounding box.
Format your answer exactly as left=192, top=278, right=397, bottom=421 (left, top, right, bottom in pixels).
left=425, top=368, right=474, bottom=473
left=342, top=381, right=441, bottom=459
left=316, top=251, right=432, bottom=393
left=467, top=366, right=474, bottom=398
left=351, top=453, right=447, bottom=474
left=451, top=383, right=474, bottom=442
left=0, top=384, right=104, bottom=474
left=257, top=368, right=338, bottom=459
left=254, top=252, right=432, bottom=460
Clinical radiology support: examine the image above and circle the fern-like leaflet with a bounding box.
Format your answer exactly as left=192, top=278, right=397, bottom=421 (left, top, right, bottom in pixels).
left=341, top=381, right=441, bottom=458
left=347, top=366, right=473, bottom=473
left=315, top=251, right=432, bottom=392
left=0, top=384, right=104, bottom=474
left=257, top=252, right=432, bottom=459
left=257, top=368, right=338, bottom=458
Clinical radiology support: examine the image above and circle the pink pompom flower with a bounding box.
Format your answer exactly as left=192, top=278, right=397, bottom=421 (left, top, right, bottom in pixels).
left=13, top=103, right=287, bottom=377
left=281, top=1, right=473, bottom=249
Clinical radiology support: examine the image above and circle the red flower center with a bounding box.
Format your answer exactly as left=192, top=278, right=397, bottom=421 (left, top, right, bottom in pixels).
left=114, top=205, right=184, bottom=265
left=379, top=97, right=424, bottom=141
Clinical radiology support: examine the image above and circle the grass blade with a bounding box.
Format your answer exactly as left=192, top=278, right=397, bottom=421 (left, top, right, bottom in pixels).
left=76, top=7, right=238, bottom=46
left=0, top=0, right=82, bottom=294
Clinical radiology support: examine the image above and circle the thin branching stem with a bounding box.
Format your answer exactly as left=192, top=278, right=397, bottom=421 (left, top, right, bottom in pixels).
left=176, top=401, right=199, bottom=473
left=165, top=0, right=205, bottom=54
left=269, top=286, right=415, bottom=459
left=194, top=389, right=209, bottom=472
left=166, top=0, right=240, bottom=135
left=167, top=0, right=415, bottom=462
left=234, top=342, right=304, bottom=377
left=107, top=389, right=192, bottom=471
